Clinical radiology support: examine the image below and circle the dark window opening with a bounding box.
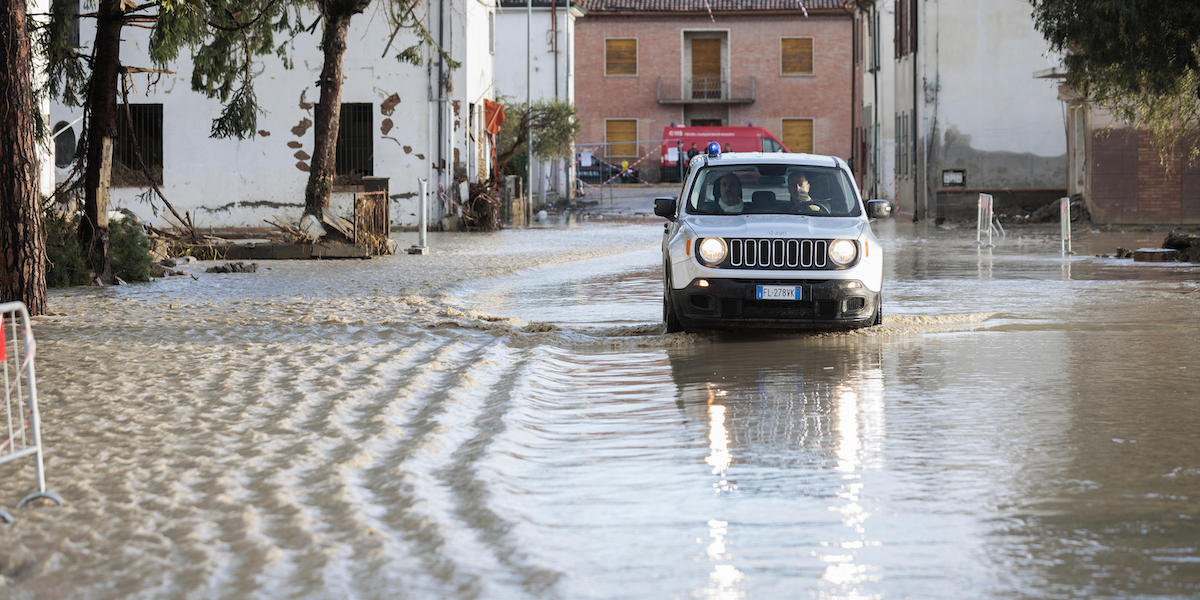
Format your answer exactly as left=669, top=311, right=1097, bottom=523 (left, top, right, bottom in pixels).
left=113, top=103, right=163, bottom=187
left=335, top=103, right=373, bottom=182
left=53, top=121, right=76, bottom=168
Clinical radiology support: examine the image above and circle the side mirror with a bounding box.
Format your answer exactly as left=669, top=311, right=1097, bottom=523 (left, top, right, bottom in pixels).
left=654, top=196, right=677, bottom=220
left=867, top=199, right=892, bottom=219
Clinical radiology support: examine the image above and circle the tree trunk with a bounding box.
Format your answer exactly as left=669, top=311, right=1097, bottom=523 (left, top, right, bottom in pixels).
left=0, top=2, right=47, bottom=314
left=303, top=9, right=357, bottom=220
left=79, top=0, right=124, bottom=284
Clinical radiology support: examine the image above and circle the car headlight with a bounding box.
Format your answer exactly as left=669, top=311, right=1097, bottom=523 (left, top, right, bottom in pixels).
left=697, top=237, right=728, bottom=265
left=828, top=239, right=858, bottom=266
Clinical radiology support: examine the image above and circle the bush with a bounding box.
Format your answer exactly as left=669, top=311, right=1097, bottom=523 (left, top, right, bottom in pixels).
left=110, top=217, right=152, bottom=282
left=45, top=213, right=90, bottom=288
left=44, top=213, right=154, bottom=286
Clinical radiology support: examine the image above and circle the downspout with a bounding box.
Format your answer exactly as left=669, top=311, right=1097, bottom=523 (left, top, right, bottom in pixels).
left=872, top=3, right=879, bottom=198
left=851, top=5, right=859, bottom=183
left=552, top=0, right=559, bottom=99
left=438, top=0, right=446, bottom=221
left=911, top=0, right=920, bottom=221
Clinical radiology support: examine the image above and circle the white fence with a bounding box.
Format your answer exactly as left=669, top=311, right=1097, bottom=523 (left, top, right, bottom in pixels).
left=0, top=301, right=61, bottom=523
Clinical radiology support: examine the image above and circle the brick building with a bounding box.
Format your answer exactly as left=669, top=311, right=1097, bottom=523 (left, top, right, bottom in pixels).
left=574, top=0, right=861, bottom=182
left=1057, top=83, right=1200, bottom=224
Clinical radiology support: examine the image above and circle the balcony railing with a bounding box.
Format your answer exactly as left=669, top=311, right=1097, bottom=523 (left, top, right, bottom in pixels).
left=657, top=76, right=756, bottom=104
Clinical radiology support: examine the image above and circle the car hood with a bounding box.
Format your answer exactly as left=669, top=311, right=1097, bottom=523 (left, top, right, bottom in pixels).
left=681, top=215, right=866, bottom=239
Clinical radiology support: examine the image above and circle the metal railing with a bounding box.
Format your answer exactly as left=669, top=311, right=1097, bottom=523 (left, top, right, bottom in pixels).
left=656, top=76, right=756, bottom=104
left=0, top=302, right=62, bottom=524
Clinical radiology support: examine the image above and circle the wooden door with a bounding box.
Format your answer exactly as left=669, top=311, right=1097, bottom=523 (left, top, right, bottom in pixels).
left=691, top=39, right=721, bottom=99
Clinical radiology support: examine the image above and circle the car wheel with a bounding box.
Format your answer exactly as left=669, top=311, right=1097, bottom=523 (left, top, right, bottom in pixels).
left=872, top=296, right=883, bottom=327
left=663, top=264, right=683, bottom=333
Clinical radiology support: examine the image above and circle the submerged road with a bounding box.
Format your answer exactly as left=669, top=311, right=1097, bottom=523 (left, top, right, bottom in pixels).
left=1, top=220, right=1198, bottom=598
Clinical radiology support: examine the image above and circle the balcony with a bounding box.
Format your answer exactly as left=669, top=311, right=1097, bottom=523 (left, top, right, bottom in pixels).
left=656, top=76, right=756, bottom=105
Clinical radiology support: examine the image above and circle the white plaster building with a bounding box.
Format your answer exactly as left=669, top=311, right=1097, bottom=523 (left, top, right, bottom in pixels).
left=494, top=0, right=581, bottom=202
left=861, top=0, right=1065, bottom=220
left=50, top=1, right=496, bottom=230
left=860, top=0, right=895, bottom=203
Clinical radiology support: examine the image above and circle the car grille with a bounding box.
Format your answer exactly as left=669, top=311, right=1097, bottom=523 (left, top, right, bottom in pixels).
left=714, top=238, right=847, bottom=270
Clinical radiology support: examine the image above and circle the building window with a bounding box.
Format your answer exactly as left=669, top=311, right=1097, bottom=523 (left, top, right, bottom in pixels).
left=780, top=38, right=814, bottom=76
left=53, top=121, right=76, bottom=168
left=896, top=110, right=910, bottom=176
left=113, top=103, right=163, bottom=187
left=605, top=39, right=637, bottom=76
left=605, top=119, right=637, bottom=159
left=488, top=11, right=495, bottom=55
left=895, top=0, right=917, bottom=57
left=782, top=118, right=814, bottom=154
left=336, top=103, right=373, bottom=180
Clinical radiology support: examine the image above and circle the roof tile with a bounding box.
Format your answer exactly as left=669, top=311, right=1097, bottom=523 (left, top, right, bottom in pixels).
left=578, top=0, right=846, bottom=12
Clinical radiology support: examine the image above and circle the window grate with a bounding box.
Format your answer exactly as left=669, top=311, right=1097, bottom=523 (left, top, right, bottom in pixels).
left=114, top=103, right=163, bottom=186
left=336, top=103, right=373, bottom=180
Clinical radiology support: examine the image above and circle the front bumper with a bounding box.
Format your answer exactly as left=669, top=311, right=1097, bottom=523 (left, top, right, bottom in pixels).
left=669, top=278, right=879, bottom=329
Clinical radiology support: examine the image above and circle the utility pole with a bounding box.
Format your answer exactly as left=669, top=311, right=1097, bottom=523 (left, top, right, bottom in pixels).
left=526, top=0, right=533, bottom=225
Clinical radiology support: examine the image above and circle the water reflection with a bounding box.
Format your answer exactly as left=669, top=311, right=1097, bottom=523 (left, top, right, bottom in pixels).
left=667, top=337, right=886, bottom=599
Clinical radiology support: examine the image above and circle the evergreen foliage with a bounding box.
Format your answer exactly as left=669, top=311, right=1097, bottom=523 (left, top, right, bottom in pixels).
left=110, top=218, right=153, bottom=282
left=45, top=213, right=155, bottom=286
left=1031, top=0, right=1200, bottom=161
left=45, top=213, right=90, bottom=288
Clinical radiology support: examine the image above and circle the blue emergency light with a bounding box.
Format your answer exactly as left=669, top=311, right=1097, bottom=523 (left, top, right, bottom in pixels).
left=706, top=141, right=721, bottom=157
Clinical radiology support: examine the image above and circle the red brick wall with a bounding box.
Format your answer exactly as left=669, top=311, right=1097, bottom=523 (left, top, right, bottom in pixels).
left=575, top=13, right=855, bottom=175
left=1090, top=128, right=1200, bottom=224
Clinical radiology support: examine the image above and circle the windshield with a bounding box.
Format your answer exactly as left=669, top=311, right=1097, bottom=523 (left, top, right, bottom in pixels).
left=685, top=164, right=862, bottom=217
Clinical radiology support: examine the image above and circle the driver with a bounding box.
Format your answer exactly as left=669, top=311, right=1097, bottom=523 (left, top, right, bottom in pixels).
left=716, top=174, right=743, bottom=213
left=788, top=171, right=824, bottom=213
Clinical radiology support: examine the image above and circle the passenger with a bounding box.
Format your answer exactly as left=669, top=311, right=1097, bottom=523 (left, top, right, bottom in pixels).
left=716, top=174, right=743, bottom=213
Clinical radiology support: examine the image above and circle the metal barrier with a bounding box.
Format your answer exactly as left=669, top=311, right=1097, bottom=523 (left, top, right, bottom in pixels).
left=0, top=302, right=61, bottom=524
left=1060, top=196, right=1074, bottom=256
left=975, top=193, right=1005, bottom=247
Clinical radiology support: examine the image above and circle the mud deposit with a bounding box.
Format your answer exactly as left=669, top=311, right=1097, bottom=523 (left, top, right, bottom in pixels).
left=2, top=223, right=1198, bottom=598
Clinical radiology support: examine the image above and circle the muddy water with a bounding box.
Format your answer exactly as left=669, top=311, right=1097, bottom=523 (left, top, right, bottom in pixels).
left=2, top=222, right=1198, bottom=598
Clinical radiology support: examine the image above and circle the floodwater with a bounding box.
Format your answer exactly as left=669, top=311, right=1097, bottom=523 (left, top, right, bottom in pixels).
left=2, top=220, right=1198, bottom=598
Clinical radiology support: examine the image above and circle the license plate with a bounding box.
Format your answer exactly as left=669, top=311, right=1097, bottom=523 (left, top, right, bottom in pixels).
left=756, top=285, right=802, bottom=300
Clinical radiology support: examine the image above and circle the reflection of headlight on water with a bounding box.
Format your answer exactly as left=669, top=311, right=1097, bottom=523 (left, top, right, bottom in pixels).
left=706, top=404, right=732, bottom=475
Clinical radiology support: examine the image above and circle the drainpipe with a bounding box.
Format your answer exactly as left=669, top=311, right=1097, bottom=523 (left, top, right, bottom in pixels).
left=438, top=0, right=447, bottom=222
left=871, top=3, right=879, bottom=198
left=911, top=0, right=920, bottom=222
left=527, top=0, right=533, bottom=223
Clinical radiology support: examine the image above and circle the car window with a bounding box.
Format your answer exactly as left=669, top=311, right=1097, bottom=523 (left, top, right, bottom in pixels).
left=685, top=164, right=862, bottom=217
left=761, top=138, right=783, bottom=152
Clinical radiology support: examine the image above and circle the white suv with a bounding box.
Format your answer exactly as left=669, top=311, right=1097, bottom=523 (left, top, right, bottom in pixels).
left=655, top=150, right=891, bottom=332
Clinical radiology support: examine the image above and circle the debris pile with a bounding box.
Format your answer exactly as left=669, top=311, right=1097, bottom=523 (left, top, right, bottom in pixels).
left=1099, top=230, right=1200, bottom=262
left=206, top=262, right=259, bottom=274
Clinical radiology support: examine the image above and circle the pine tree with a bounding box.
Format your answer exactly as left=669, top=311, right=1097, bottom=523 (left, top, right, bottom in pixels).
left=42, top=0, right=297, bottom=283
left=1, top=2, right=47, bottom=314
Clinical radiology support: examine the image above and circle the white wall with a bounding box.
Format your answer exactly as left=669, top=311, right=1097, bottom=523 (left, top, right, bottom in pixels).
left=933, top=0, right=1064, bottom=156
left=863, top=0, right=896, bottom=201
left=494, top=3, right=579, bottom=199
left=51, top=1, right=494, bottom=229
